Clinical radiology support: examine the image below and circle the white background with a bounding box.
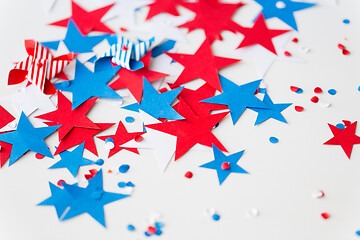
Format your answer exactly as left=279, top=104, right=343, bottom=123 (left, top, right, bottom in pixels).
left=0, top=0, right=360, bottom=240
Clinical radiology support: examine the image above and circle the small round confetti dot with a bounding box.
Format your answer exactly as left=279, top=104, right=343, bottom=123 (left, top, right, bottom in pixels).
left=292, top=37, right=298, bottom=43
left=159, top=88, right=168, bottom=93
left=105, top=137, right=115, bottom=150
left=343, top=19, right=350, bottom=24
left=284, top=51, right=291, bottom=57
left=118, top=182, right=127, bottom=188
left=296, top=88, right=303, bottom=94
left=95, top=159, right=104, bottom=166
left=221, top=162, right=231, bottom=170
left=212, top=213, right=220, bottom=221
left=275, top=1, right=286, bottom=8
left=249, top=208, right=259, bottom=217
left=120, top=27, right=127, bottom=32
left=290, top=86, right=299, bottom=92
left=135, top=135, right=144, bottom=142
left=127, top=224, right=135, bottom=232
left=185, top=171, right=193, bottom=179
left=125, top=116, right=135, bottom=123
left=336, top=123, right=345, bottom=129
left=119, top=164, right=130, bottom=173
left=147, top=226, right=157, bottom=234
left=269, top=137, right=278, bottom=144
left=356, top=230, right=360, bottom=236
left=57, top=179, right=65, bottom=187
left=328, top=89, right=337, bottom=95
left=338, top=43, right=345, bottom=50
left=35, top=153, right=45, bottom=159
left=342, top=49, right=350, bottom=55
left=314, top=87, right=323, bottom=93
left=295, top=106, right=304, bottom=112
left=312, top=190, right=325, bottom=199
left=310, top=96, right=319, bottom=103
left=321, top=212, right=330, bottom=219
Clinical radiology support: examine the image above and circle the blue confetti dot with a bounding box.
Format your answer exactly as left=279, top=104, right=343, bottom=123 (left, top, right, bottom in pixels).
left=343, top=19, right=350, bottom=24
left=95, top=159, right=104, bottom=166
left=295, top=88, right=303, bottom=94
left=269, top=137, right=279, bottom=144
left=356, top=230, right=360, bottom=236
left=127, top=224, right=135, bottom=232
left=125, top=116, right=135, bottom=123
left=328, top=89, right=337, bottom=95
left=212, top=213, right=220, bottom=221
left=144, top=231, right=151, bottom=237
left=155, top=221, right=164, bottom=229
left=358, top=86, right=360, bottom=92
left=119, top=164, right=130, bottom=173
left=105, top=137, right=114, bottom=144
left=118, top=182, right=127, bottom=188
left=126, top=181, right=135, bottom=187
left=336, top=123, right=345, bottom=129
left=214, top=123, right=220, bottom=129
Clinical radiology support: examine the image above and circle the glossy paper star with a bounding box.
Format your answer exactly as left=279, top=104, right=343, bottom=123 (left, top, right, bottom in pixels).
left=201, top=75, right=269, bottom=125
left=166, top=40, right=240, bottom=91
left=200, top=144, right=248, bottom=185
left=146, top=0, right=184, bottom=20
left=49, top=0, right=115, bottom=35
left=0, top=112, right=60, bottom=165
left=55, top=60, right=121, bottom=109
left=254, top=0, right=316, bottom=31
left=36, top=92, right=99, bottom=140
left=97, top=121, right=145, bottom=158
left=50, top=142, right=94, bottom=177
left=123, top=78, right=184, bottom=120
left=109, top=52, right=168, bottom=103
left=179, top=0, right=244, bottom=43
left=324, top=121, right=360, bottom=159
left=249, top=92, right=291, bottom=125
left=236, top=14, right=290, bottom=55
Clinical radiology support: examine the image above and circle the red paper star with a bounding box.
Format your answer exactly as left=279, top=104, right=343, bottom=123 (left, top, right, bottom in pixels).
left=54, top=123, right=115, bottom=156
left=0, top=139, right=12, bottom=167
left=109, top=52, right=169, bottom=103
left=166, top=40, right=240, bottom=91
left=171, top=83, right=228, bottom=117
left=146, top=0, right=184, bottom=20
left=49, top=0, right=115, bottom=35
left=179, top=0, right=244, bottom=43
left=97, top=121, right=145, bottom=158
left=146, top=100, right=228, bottom=160
left=236, top=14, right=290, bottom=55
left=0, top=105, right=15, bottom=129
left=36, top=92, right=99, bottom=141
left=324, top=121, right=360, bottom=159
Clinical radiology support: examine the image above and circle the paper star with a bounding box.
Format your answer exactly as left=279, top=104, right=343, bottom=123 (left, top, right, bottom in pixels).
left=55, top=60, right=121, bottom=109
left=0, top=112, right=59, bottom=166
left=54, top=123, right=115, bottom=156
left=50, top=142, right=94, bottom=177
left=0, top=105, right=15, bottom=130
left=109, top=53, right=168, bottom=103
left=179, top=0, right=244, bottom=43
left=166, top=40, right=240, bottom=91
left=123, top=78, right=184, bottom=120
left=36, top=92, right=99, bottom=140
left=324, top=121, right=360, bottom=159
left=49, top=0, right=114, bottom=35
left=200, top=144, right=248, bottom=185
left=146, top=99, right=228, bottom=160
left=236, top=14, right=290, bottom=55
left=201, top=75, right=269, bottom=125
left=254, top=0, right=316, bottom=31
left=249, top=92, right=291, bottom=125
left=146, top=0, right=184, bottom=20
left=0, top=139, right=12, bottom=167
left=61, top=170, right=129, bottom=227
left=97, top=121, right=145, bottom=158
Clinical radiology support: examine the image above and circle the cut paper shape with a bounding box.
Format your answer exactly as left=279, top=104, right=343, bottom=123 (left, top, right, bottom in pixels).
left=151, top=40, right=176, bottom=58
left=166, top=40, right=240, bottom=91
left=49, top=0, right=115, bottom=35
left=236, top=14, right=290, bottom=55
left=8, top=40, right=74, bottom=94
left=0, top=106, right=15, bottom=130
left=146, top=100, right=228, bottom=160
left=123, top=78, right=184, bottom=120
left=0, top=139, right=13, bottom=167
left=0, top=112, right=59, bottom=166
left=36, top=92, right=99, bottom=140
left=97, top=121, right=145, bottom=158
left=55, top=59, right=121, bottom=109
left=201, top=76, right=269, bottom=125
left=249, top=92, right=291, bottom=125
left=50, top=142, right=94, bottom=177
left=179, top=0, right=244, bottom=43
left=99, top=36, right=155, bottom=70
left=200, top=144, right=248, bottom=185
left=254, top=0, right=316, bottom=31
left=109, top=52, right=168, bottom=103
left=324, top=121, right=360, bottom=159
left=146, top=0, right=184, bottom=20
left=54, top=123, right=115, bottom=156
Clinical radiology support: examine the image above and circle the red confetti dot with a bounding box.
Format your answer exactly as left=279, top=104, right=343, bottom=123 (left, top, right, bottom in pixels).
left=321, top=212, right=330, bottom=219
left=122, top=45, right=128, bottom=51
left=35, top=153, right=45, bottom=159
left=221, top=162, right=230, bottom=170
left=310, top=96, right=319, bottom=103
left=254, top=88, right=259, bottom=95
left=292, top=37, right=298, bottom=43
left=120, top=27, right=127, bottom=32
left=135, top=135, right=144, bottom=142
left=85, top=174, right=93, bottom=180
left=314, top=87, right=323, bottom=94
left=290, top=86, right=299, bottom=92
left=184, top=171, right=193, bottom=179
left=337, top=44, right=345, bottom=50
left=159, top=87, right=168, bottom=93
left=57, top=179, right=65, bottom=187
left=342, top=49, right=350, bottom=55
left=89, top=169, right=98, bottom=176
left=147, top=226, right=157, bottom=234
left=295, top=106, right=304, bottom=112
left=284, top=51, right=292, bottom=57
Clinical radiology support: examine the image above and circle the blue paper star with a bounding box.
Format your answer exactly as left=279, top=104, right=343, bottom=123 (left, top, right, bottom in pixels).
left=254, top=0, right=316, bottom=31
left=42, top=20, right=109, bottom=53
left=200, top=144, right=248, bottom=185
left=201, top=75, right=269, bottom=125
left=55, top=59, right=121, bottom=109
left=249, top=92, right=292, bottom=125
left=123, top=78, right=184, bottom=120
left=0, top=112, right=60, bottom=166
left=50, top=142, right=94, bottom=177
left=61, top=170, right=129, bottom=227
